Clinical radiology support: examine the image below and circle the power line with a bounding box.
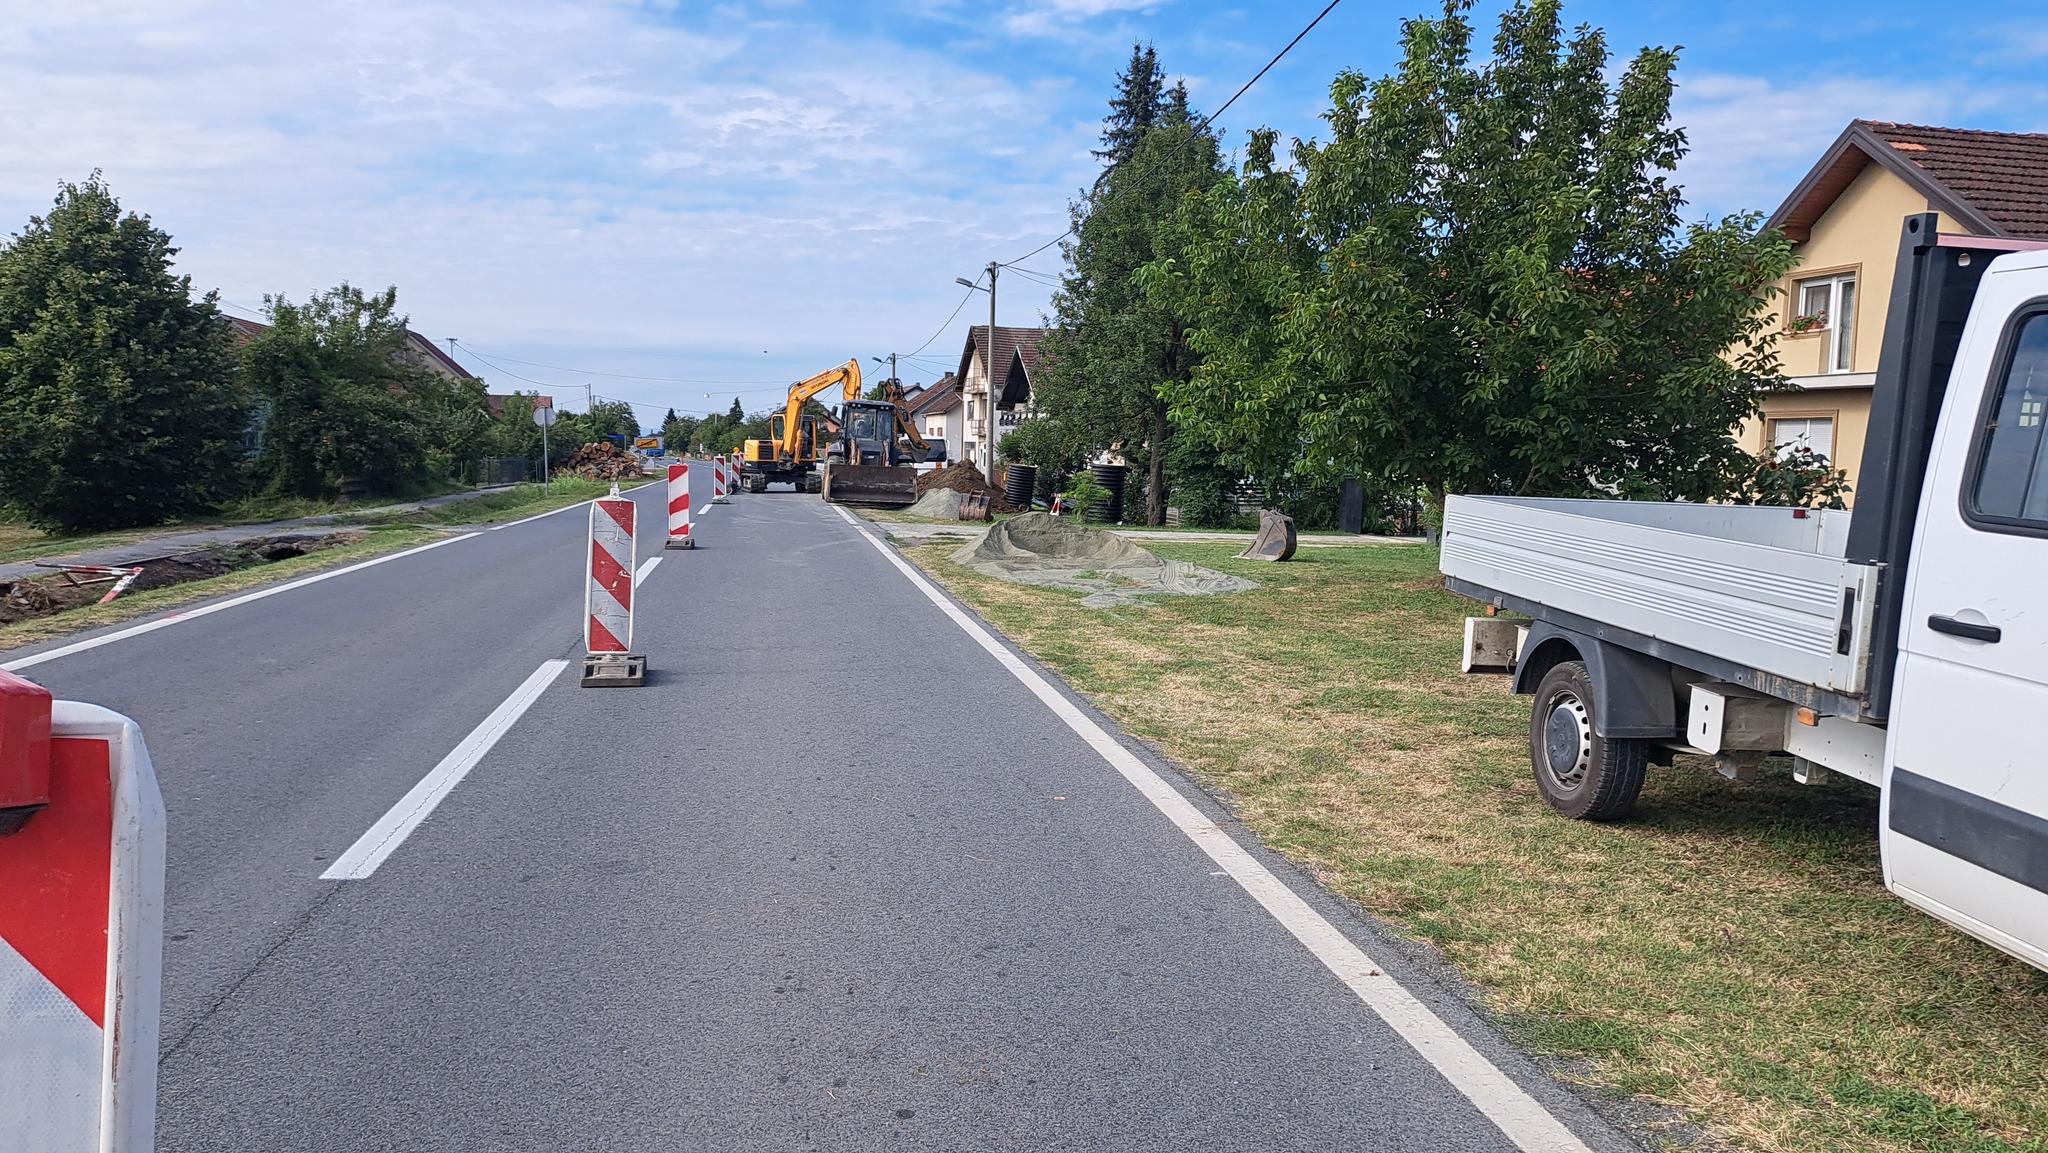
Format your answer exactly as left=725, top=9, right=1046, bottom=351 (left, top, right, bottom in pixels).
left=904, top=280, right=983, bottom=358
left=1002, top=0, right=1345, bottom=268
left=451, top=346, right=795, bottom=386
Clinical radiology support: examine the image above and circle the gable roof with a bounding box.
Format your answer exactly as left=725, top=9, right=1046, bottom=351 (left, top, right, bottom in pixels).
left=219, top=314, right=476, bottom=380
left=1770, top=120, right=2048, bottom=242
left=998, top=339, right=1048, bottom=409
left=954, top=325, right=1051, bottom=396
left=908, top=372, right=960, bottom=418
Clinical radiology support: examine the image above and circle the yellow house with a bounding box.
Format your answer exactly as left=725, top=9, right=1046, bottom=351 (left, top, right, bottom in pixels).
left=1742, top=121, right=2048, bottom=502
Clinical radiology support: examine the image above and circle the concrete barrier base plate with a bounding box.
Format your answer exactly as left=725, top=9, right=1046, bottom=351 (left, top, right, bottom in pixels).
left=581, top=653, right=647, bottom=687
left=664, top=537, right=695, bottom=550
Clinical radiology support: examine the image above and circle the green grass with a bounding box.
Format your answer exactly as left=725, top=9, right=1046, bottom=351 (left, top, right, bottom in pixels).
left=0, top=475, right=652, bottom=566
left=0, top=476, right=646, bottom=650
left=335, top=475, right=653, bottom=527
left=0, top=526, right=440, bottom=652
left=906, top=540, right=2048, bottom=1153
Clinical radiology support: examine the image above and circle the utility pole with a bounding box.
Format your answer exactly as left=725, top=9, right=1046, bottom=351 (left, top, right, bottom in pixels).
left=983, top=261, right=998, bottom=478
left=954, top=262, right=1000, bottom=476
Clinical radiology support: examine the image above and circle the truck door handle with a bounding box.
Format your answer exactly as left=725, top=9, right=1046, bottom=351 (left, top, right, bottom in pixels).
left=1928, top=614, right=2002, bottom=643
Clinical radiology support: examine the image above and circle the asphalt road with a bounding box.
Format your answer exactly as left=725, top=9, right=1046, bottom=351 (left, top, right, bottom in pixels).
left=6, top=464, right=1641, bottom=1152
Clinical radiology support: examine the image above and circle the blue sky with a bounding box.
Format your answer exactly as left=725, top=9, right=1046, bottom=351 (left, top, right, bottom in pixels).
left=3, top=0, right=2045, bottom=424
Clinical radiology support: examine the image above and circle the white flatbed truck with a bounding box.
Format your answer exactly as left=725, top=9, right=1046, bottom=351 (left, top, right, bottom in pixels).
left=1442, top=214, right=2048, bottom=971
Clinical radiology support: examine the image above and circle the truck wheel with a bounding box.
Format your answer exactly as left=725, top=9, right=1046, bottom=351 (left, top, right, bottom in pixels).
left=1528, top=661, right=1647, bottom=821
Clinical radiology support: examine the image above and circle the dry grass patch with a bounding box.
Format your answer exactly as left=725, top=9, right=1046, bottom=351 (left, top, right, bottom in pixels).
left=906, top=540, right=2048, bottom=1153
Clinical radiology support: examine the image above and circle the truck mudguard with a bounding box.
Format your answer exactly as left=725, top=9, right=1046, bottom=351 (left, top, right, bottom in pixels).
left=1512, top=622, right=1678, bottom=740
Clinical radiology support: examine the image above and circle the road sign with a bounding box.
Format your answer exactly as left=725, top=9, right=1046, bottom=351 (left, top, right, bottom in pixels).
left=532, top=406, right=557, bottom=428
left=634, top=436, right=662, bottom=453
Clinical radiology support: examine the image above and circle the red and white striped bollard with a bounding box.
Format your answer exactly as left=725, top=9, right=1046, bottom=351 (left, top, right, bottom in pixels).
left=582, top=485, right=645, bottom=687
left=665, top=462, right=693, bottom=551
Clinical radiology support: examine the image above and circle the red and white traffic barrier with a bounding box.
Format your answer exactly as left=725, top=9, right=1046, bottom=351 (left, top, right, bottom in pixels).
left=583, top=486, right=645, bottom=687
left=665, top=462, right=693, bottom=551
left=711, top=455, right=731, bottom=504
left=0, top=671, right=165, bottom=1153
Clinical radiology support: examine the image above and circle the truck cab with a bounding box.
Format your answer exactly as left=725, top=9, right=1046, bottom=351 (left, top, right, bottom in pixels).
left=1883, top=246, right=2048, bottom=966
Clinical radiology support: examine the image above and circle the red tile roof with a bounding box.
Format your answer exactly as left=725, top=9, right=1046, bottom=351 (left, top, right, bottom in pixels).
left=1771, top=120, right=2048, bottom=242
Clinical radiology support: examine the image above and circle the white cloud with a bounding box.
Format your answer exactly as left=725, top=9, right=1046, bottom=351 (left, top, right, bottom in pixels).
left=1670, top=70, right=2033, bottom=221
left=0, top=1, right=1096, bottom=412
left=1001, top=0, right=1168, bottom=38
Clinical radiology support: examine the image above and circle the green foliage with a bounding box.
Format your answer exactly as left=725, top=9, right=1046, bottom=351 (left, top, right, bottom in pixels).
left=1730, top=444, right=1852, bottom=509
left=0, top=175, right=248, bottom=532
left=1148, top=0, right=1798, bottom=514
left=1038, top=44, right=1228, bottom=525
left=241, top=284, right=488, bottom=498
left=660, top=407, right=699, bottom=453
left=1058, top=472, right=1113, bottom=520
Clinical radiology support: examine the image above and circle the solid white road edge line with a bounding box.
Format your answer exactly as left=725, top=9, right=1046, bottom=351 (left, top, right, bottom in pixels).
left=832, top=502, right=1593, bottom=1153
left=487, top=497, right=596, bottom=531
left=634, top=556, right=661, bottom=586
left=1, top=533, right=479, bottom=673
left=322, top=659, right=571, bottom=880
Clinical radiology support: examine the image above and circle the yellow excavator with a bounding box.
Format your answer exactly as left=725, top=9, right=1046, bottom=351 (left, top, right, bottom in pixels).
left=740, top=359, right=945, bottom=505
left=738, top=361, right=856, bottom=494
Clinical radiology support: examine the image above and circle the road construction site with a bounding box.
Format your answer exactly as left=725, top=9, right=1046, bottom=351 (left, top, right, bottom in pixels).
left=2, top=460, right=1637, bottom=1153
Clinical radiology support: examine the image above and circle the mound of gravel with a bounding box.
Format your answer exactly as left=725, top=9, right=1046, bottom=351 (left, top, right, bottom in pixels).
left=951, top=512, right=1254, bottom=607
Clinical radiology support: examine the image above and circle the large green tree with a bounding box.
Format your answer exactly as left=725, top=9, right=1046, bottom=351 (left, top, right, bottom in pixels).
left=1037, top=44, right=1229, bottom=524
left=1148, top=1, right=1796, bottom=515
left=0, top=175, right=247, bottom=531
left=242, top=284, right=489, bottom=497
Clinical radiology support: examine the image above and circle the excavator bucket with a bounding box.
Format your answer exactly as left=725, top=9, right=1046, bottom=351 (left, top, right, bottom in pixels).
left=1237, top=508, right=1298, bottom=561
left=821, top=463, right=919, bottom=507
left=958, top=491, right=992, bottom=521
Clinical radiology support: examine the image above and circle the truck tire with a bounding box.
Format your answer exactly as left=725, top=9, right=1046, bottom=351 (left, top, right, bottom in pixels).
left=1528, top=661, right=1647, bottom=821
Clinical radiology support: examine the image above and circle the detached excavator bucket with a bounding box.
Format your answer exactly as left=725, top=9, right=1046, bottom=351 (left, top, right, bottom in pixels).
left=958, top=491, right=992, bottom=521
left=1237, top=509, right=1298, bottom=561
left=821, top=463, right=919, bottom=507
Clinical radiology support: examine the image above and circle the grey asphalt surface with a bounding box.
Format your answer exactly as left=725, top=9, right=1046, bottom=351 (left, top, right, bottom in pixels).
left=5, top=464, right=1640, bottom=1151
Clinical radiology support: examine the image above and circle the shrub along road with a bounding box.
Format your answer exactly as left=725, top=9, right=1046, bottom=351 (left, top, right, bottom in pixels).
left=5, top=470, right=1633, bottom=1151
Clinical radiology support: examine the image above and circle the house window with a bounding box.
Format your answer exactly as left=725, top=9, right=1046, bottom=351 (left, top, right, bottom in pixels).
left=1770, top=416, right=1834, bottom=462
left=1793, top=272, right=1857, bottom=373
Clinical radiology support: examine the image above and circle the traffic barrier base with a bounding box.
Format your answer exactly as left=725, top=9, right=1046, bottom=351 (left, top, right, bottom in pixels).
left=581, top=653, right=646, bottom=687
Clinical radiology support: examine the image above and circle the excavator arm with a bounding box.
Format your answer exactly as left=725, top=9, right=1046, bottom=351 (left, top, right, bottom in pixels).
left=769, top=360, right=863, bottom=462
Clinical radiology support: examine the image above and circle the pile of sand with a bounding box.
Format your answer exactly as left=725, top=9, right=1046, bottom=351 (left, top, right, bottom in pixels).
left=951, top=513, right=1254, bottom=608
left=915, top=462, right=1016, bottom=512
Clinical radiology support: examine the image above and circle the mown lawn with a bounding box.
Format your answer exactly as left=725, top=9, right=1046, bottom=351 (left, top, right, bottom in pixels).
left=906, top=538, right=2048, bottom=1153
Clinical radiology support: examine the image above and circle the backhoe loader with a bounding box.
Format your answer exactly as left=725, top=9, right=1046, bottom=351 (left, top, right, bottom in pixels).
left=820, top=378, right=946, bottom=507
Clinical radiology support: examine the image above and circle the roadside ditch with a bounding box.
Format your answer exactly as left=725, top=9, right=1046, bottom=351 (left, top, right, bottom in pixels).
left=0, top=533, right=365, bottom=626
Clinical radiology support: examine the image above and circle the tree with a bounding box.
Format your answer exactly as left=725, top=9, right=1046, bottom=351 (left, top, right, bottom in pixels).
left=1149, top=0, right=1797, bottom=516
left=1037, top=45, right=1228, bottom=524
left=242, top=284, right=488, bottom=498
left=661, top=408, right=699, bottom=452
left=0, top=175, right=247, bottom=531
